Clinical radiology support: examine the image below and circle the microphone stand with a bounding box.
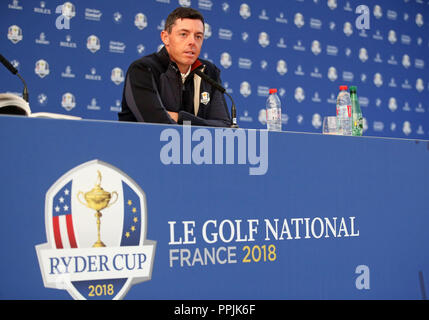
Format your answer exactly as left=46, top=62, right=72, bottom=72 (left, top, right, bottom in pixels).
left=16, top=73, right=29, bottom=102
left=225, top=91, right=238, bottom=128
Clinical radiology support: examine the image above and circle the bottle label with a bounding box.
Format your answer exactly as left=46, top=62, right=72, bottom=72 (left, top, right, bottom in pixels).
left=337, top=104, right=350, bottom=118
left=266, top=108, right=280, bottom=121
left=356, top=117, right=363, bottom=128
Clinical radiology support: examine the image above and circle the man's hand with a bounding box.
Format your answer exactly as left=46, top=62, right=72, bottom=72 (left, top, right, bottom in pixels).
left=167, top=111, right=179, bottom=122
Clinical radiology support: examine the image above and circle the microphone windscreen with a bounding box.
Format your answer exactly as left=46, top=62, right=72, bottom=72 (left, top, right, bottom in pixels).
left=195, top=69, right=225, bottom=93
left=0, top=54, right=18, bottom=75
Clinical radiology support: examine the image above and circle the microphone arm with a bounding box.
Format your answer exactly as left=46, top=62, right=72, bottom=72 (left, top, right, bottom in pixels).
left=195, top=68, right=238, bottom=128
left=0, top=54, right=29, bottom=102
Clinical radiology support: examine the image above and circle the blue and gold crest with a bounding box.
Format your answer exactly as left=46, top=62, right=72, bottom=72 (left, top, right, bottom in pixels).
left=36, top=159, right=156, bottom=300
left=200, top=91, right=210, bottom=105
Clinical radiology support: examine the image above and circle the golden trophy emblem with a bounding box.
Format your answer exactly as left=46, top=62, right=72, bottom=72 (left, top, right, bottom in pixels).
left=77, top=170, right=118, bottom=247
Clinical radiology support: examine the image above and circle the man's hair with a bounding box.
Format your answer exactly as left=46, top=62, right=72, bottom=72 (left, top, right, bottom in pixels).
left=164, top=7, right=205, bottom=33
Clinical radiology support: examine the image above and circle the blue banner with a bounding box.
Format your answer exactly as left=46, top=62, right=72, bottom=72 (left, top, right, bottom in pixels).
left=0, top=116, right=428, bottom=299
left=1, top=0, right=428, bottom=138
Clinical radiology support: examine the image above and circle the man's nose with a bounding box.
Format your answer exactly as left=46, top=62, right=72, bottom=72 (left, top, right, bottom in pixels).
left=188, top=35, right=197, bottom=45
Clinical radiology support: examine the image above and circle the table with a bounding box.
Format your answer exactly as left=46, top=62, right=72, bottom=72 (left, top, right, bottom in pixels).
left=0, top=115, right=428, bottom=300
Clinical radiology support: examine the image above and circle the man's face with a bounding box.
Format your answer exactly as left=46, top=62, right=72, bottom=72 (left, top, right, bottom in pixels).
left=161, top=18, right=204, bottom=73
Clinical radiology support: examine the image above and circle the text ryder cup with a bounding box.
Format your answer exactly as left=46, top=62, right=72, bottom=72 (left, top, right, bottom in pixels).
left=49, top=253, right=146, bottom=274
left=38, top=247, right=154, bottom=283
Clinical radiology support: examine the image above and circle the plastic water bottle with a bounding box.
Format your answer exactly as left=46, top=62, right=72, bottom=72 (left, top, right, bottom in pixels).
left=350, top=86, right=363, bottom=136
left=336, top=85, right=352, bottom=135
left=266, top=88, right=282, bottom=131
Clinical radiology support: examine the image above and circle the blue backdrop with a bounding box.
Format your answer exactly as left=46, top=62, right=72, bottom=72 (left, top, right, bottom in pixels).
left=1, top=0, right=428, bottom=139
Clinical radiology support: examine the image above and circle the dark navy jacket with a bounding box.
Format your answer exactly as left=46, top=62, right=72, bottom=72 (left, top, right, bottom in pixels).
left=119, top=46, right=231, bottom=127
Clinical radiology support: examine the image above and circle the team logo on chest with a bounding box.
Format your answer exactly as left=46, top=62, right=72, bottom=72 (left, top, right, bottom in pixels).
left=200, top=91, right=210, bottom=105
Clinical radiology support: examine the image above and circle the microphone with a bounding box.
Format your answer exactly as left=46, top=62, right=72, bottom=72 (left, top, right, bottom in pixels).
left=195, top=68, right=238, bottom=128
left=0, top=54, right=29, bottom=102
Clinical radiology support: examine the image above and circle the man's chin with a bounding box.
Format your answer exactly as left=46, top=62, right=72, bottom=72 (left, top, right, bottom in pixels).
left=175, top=57, right=199, bottom=71
left=183, top=58, right=198, bottom=66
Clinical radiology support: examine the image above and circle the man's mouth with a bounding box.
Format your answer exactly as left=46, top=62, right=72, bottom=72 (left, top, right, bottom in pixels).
left=184, top=51, right=195, bottom=57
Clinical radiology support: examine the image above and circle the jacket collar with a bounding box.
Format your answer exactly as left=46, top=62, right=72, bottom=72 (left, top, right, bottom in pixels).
left=157, top=46, right=203, bottom=73
left=191, top=59, right=202, bottom=72
left=156, top=46, right=171, bottom=69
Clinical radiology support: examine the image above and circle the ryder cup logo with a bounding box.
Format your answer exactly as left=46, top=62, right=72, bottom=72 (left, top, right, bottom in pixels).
left=388, top=30, right=397, bottom=44
left=61, top=92, right=76, bottom=111
left=343, top=22, right=353, bottom=36
left=240, top=81, right=251, bottom=98
left=200, top=91, right=210, bottom=105
left=276, top=60, right=287, bottom=75
left=294, top=87, right=305, bottom=103
left=415, top=13, right=424, bottom=27
left=258, top=32, right=270, bottom=48
left=111, top=67, right=125, bottom=85
left=36, top=160, right=156, bottom=300
left=220, top=52, right=232, bottom=69
left=327, top=0, right=337, bottom=10
left=135, top=13, right=148, bottom=30
left=61, top=2, right=76, bottom=19
left=327, top=66, right=338, bottom=82
left=8, top=25, right=23, bottom=44
left=55, top=2, right=75, bottom=30
left=239, top=3, right=251, bottom=19
left=87, top=35, right=100, bottom=53
left=204, top=23, right=212, bottom=39
left=294, top=13, right=305, bottom=28
left=311, top=40, right=322, bottom=55
left=179, top=0, right=191, bottom=7
left=35, top=59, right=50, bottom=78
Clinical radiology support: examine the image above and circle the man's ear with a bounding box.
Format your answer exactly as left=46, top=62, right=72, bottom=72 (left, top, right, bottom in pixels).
left=161, top=30, right=169, bottom=46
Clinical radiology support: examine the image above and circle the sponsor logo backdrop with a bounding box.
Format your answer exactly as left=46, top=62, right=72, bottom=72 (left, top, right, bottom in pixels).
left=2, top=0, right=428, bottom=139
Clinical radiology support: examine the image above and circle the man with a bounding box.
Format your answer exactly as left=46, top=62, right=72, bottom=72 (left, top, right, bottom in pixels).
left=119, top=7, right=231, bottom=127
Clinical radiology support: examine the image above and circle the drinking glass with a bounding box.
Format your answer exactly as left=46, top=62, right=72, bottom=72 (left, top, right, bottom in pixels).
left=322, top=116, right=337, bottom=135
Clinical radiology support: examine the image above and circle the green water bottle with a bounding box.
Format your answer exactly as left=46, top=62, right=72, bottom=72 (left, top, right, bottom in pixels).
left=350, top=86, right=363, bottom=136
